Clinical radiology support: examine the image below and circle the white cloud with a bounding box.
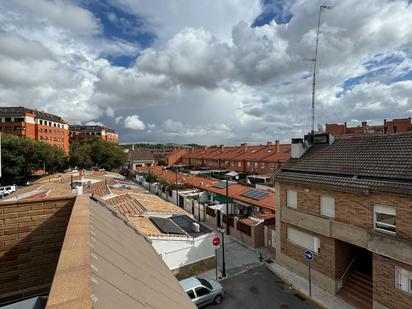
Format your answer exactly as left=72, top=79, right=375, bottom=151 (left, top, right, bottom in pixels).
left=0, top=0, right=411, bottom=145
left=85, top=121, right=105, bottom=126
left=124, top=115, right=146, bottom=130
left=7, top=0, right=100, bottom=34
left=117, top=0, right=261, bottom=43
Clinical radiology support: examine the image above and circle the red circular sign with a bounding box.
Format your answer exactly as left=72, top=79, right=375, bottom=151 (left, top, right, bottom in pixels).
left=212, top=236, right=221, bottom=247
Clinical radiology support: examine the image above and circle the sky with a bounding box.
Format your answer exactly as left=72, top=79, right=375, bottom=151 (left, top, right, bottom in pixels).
left=0, top=0, right=411, bottom=145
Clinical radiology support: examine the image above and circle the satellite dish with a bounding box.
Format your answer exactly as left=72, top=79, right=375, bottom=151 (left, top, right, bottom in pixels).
left=317, top=123, right=325, bottom=132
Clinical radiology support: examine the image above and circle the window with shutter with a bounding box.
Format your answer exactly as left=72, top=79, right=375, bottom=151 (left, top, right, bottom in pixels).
left=287, top=190, right=297, bottom=209
left=395, top=266, right=412, bottom=294
left=320, top=196, right=335, bottom=218
left=374, top=205, right=396, bottom=234
left=287, top=227, right=320, bottom=253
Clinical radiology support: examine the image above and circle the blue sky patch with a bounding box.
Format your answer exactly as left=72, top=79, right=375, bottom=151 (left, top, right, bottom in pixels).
left=252, top=0, right=294, bottom=27
left=82, top=0, right=156, bottom=67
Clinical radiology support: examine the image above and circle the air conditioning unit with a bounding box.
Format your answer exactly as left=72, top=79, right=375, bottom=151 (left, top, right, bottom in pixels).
left=192, top=222, right=200, bottom=233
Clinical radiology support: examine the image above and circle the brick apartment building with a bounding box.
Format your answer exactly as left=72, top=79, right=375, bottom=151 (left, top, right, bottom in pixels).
left=326, top=117, right=412, bottom=136
left=0, top=106, right=69, bottom=154
left=181, top=141, right=291, bottom=175
left=275, top=132, right=412, bottom=309
left=69, top=125, right=118, bottom=143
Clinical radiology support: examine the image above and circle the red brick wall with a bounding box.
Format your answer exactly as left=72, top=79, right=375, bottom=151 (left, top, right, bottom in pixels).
left=279, top=183, right=412, bottom=238
left=0, top=197, right=75, bottom=304
left=280, top=222, right=338, bottom=279
left=373, top=253, right=412, bottom=309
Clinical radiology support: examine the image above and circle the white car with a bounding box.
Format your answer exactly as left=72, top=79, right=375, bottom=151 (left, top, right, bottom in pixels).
left=0, top=185, right=17, bottom=196
left=180, top=277, right=224, bottom=308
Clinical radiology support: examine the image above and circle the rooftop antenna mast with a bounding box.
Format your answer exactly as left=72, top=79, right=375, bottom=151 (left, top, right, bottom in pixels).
left=311, top=4, right=332, bottom=133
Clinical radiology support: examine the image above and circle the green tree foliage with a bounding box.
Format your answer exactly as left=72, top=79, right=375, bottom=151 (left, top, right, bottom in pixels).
left=1, top=134, right=66, bottom=183
left=144, top=173, right=158, bottom=183
left=69, top=138, right=127, bottom=170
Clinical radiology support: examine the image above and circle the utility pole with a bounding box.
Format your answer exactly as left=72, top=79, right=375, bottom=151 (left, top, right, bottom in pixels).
left=175, top=167, right=179, bottom=207
left=311, top=5, right=332, bottom=133
left=225, top=177, right=230, bottom=235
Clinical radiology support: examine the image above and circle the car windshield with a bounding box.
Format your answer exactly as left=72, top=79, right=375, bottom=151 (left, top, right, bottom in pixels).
left=197, top=278, right=212, bottom=290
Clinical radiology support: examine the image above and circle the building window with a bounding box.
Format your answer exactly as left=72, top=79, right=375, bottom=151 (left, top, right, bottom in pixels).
left=254, top=162, right=258, bottom=168
left=247, top=162, right=250, bottom=167
left=40, top=120, right=43, bottom=125
left=320, top=196, right=335, bottom=218
left=187, top=290, right=195, bottom=299
left=238, top=161, right=241, bottom=167
left=39, top=128, right=43, bottom=132
left=5, top=118, right=11, bottom=122
left=195, top=287, right=210, bottom=297
left=44, top=129, right=48, bottom=133
left=287, top=227, right=320, bottom=253
left=287, top=190, right=297, bottom=209
left=374, top=205, right=396, bottom=234
left=395, top=267, right=412, bottom=294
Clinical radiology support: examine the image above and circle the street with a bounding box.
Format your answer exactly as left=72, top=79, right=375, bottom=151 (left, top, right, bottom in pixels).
left=218, top=265, right=320, bottom=309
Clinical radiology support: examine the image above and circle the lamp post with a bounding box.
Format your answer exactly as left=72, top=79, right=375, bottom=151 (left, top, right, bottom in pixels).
left=148, top=165, right=152, bottom=192
left=175, top=166, right=179, bottom=207
left=218, top=227, right=226, bottom=277
left=224, top=171, right=239, bottom=236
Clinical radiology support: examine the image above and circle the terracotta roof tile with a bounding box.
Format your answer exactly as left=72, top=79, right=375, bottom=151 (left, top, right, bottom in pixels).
left=276, top=133, right=412, bottom=194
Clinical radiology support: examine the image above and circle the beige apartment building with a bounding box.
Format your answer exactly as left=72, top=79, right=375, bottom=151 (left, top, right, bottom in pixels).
left=275, top=132, right=412, bottom=309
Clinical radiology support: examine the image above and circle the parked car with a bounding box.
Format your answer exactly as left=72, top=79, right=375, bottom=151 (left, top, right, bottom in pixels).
left=0, top=185, right=17, bottom=196
left=180, top=277, right=224, bottom=308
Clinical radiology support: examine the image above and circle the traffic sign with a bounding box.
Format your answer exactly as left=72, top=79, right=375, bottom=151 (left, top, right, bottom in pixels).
left=304, top=250, right=314, bottom=262
left=212, top=236, right=221, bottom=248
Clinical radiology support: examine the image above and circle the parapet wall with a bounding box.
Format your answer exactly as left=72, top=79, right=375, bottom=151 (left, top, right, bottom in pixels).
left=0, top=196, right=75, bottom=304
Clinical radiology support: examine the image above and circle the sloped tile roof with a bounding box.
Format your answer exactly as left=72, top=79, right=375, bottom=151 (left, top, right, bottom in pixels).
left=276, top=133, right=412, bottom=195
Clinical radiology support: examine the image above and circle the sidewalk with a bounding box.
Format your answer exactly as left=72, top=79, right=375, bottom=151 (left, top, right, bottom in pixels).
left=267, top=261, right=356, bottom=309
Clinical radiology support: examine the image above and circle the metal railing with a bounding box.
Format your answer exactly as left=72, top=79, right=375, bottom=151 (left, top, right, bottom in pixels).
left=338, top=258, right=356, bottom=289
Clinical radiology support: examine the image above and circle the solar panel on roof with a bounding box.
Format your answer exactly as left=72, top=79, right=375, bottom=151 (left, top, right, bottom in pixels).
left=240, top=189, right=270, bottom=200
left=213, top=181, right=227, bottom=189
left=150, top=217, right=184, bottom=234
left=170, top=215, right=211, bottom=237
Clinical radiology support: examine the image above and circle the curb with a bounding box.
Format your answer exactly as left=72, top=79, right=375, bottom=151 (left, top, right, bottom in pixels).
left=267, top=265, right=329, bottom=309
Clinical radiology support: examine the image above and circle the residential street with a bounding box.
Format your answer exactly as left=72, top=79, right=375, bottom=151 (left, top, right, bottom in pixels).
left=218, top=265, right=320, bottom=309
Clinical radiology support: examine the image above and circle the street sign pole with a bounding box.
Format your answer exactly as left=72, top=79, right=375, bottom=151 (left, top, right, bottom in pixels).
left=308, top=260, right=312, bottom=296
left=215, top=248, right=218, bottom=280
left=304, top=250, right=314, bottom=297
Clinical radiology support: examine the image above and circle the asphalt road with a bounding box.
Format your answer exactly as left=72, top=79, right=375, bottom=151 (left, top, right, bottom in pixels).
left=217, top=265, right=320, bottom=309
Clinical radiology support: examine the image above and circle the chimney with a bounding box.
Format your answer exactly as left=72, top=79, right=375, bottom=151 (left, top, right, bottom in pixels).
left=362, top=121, right=367, bottom=127
left=241, top=143, right=247, bottom=152
left=132, top=144, right=135, bottom=151
left=266, top=141, right=272, bottom=146
left=275, top=140, right=280, bottom=153
left=291, top=138, right=305, bottom=159
left=204, top=145, right=208, bottom=151
left=220, top=144, right=224, bottom=152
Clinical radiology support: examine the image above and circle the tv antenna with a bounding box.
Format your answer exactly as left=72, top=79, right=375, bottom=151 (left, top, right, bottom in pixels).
left=310, top=4, right=332, bottom=133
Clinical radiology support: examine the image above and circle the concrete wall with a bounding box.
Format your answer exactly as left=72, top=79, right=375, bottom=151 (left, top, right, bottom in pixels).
left=0, top=196, right=76, bottom=304
left=151, top=233, right=215, bottom=271
left=172, top=256, right=216, bottom=280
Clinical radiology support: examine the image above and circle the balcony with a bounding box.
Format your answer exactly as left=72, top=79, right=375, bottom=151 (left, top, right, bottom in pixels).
left=281, top=207, right=412, bottom=264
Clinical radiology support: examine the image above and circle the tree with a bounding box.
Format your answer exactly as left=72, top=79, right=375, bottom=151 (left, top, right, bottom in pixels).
left=69, top=138, right=127, bottom=170
left=1, top=134, right=67, bottom=184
